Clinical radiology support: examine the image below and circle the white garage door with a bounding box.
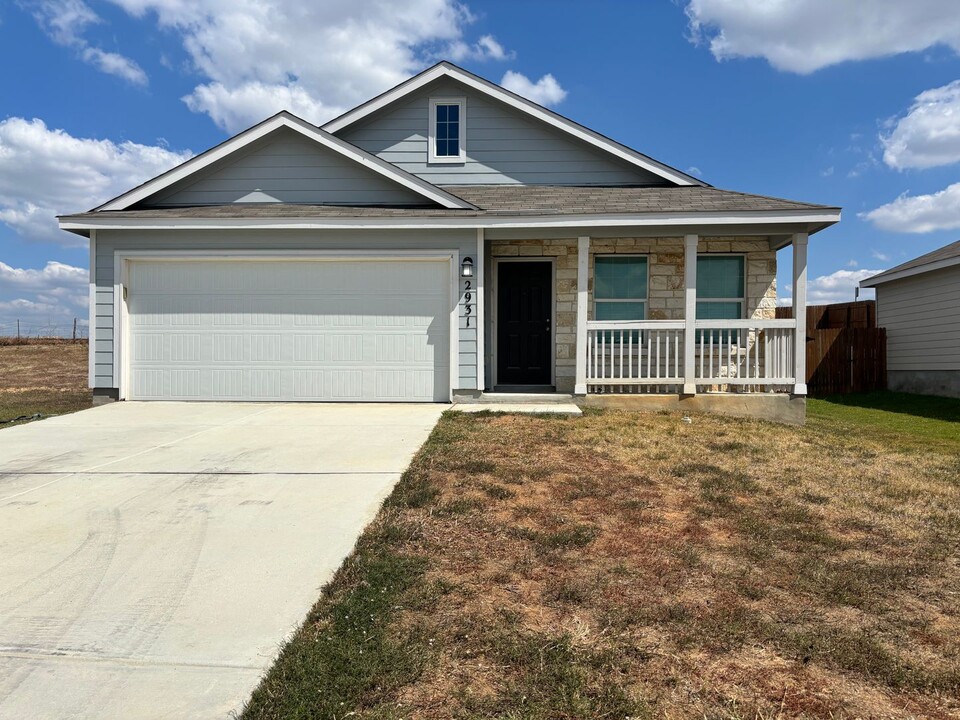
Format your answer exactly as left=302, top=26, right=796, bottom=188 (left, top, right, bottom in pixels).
left=126, top=259, right=451, bottom=402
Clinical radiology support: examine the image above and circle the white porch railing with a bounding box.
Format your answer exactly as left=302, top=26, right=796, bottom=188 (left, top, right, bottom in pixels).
left=585, top=319, right=796, bottom=393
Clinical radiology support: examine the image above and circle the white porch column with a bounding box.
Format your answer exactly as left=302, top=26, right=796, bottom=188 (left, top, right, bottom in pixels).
left=682, top=234, right=698, bottom=395
left=792, top=232, right=809, bottom=395
left=574, top=235, right=590, bottom=394
left=475, top=228, right=485, bottom=391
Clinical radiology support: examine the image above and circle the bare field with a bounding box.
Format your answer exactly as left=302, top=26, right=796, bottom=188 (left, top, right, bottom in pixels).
left=0, top=340, right=91, bottom=424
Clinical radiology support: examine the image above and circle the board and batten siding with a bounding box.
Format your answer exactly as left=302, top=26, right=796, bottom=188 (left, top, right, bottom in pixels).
left=876, top=265, right=960, bottom=371
left=145, top=128, right=430, bottom=207
left=337, top=79, right=663, bottom=186
left=91, top=229, right=479, bottom=392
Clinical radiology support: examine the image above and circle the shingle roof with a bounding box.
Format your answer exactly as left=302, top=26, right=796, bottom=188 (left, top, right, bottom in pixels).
left=62, top=185, right=837, bottom=220
left=861, top=239, right=960, bottom=286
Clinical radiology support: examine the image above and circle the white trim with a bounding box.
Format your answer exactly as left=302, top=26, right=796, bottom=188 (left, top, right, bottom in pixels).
left=574, top=236, right=590, bottom=395
left=859, top=254, right=960, bottom=287
left=792, top=233, right=808, bottom=395
left=112, top=249, right=460, bottom=402
left=323, top=62, right=704, bottom=187
left=88, top=230, right=96, bottom=389
left=95, top=112, right=474, bottom=212
left=475, top=228, right=485, bottom=391
left=491, top=256, right=556, bottom=389
left=683, top=233, right=697, bottom=395
left=60, top=208, right=843, bottom=233
left=428, top=97, right=466, bottom=164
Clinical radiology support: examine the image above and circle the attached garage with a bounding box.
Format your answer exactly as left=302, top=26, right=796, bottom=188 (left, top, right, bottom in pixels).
left=120, top=256, right=454, bottom=402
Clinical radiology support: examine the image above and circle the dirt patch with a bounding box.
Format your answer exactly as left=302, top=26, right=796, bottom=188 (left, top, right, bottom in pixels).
left=0, top=341, right=91, bottom=424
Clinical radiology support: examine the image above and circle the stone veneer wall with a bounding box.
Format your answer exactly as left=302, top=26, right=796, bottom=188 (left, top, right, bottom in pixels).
left=489, top=237, right=777, bottom=393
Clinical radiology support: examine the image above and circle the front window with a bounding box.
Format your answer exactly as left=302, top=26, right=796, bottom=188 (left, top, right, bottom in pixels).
left=696, top=255, right=745, bottom=341
left=429, top=98, right=465, bottom=163
left=594, top=256, right=647, bottom=342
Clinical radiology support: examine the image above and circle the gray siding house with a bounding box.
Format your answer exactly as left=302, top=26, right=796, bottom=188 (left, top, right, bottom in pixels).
left=59, top=62, right=840, bottom=417
left=861, top=240, right=960, bottom=399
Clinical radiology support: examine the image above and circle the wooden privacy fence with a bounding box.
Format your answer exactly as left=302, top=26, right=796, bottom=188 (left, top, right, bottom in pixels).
left=805, top=327, right=887, bottom=396
left=777, top=302, right=886, bottom=396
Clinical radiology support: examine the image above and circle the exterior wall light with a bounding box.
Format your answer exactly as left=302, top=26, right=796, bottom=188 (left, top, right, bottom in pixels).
left=461, top=256, right=474, bottom=278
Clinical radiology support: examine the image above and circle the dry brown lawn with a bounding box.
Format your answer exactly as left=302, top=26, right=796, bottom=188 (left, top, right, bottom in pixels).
left=245, top=399, right=960, bottom=720
left=0, top=339, right=91, bottom=425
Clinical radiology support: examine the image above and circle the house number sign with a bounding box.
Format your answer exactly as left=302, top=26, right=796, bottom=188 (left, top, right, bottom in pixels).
left=463, top=280, right=473, bottom=327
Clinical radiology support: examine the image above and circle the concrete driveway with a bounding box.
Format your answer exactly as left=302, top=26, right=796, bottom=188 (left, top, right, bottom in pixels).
left=0, top=402, right=445, bottom=719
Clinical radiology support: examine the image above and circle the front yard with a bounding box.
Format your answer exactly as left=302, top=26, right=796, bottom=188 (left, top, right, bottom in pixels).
left=0, top=340, right=91, bottom=426
left=244, top=394, right=960, bottom=719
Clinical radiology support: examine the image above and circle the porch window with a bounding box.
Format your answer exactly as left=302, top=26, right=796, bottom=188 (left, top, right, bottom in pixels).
left=594, top=255, right=647, bottom=320
left=429, top=98, right=466, bottom=163
left=696, top=255, right=744, bottom=341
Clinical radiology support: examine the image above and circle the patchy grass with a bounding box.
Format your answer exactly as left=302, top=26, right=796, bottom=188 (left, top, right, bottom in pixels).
left=0, top=340, right=91, bottom=426
left=243, top=398, right=960, bottom=719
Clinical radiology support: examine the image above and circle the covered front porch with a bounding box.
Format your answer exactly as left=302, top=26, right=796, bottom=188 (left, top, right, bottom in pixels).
left=472, top=229, right=810, bottom=403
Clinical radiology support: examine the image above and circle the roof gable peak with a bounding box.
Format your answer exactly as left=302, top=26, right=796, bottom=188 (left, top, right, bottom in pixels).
left=96, top=111, right=475, bottom=212
left=323, top=61, right=705, bottom=188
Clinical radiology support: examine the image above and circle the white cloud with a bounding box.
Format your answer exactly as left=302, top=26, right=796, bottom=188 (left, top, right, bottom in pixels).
left=685, top=1, right=960, bottom=74
left=871, top=250, right=891, bottom=262
left=28, top=0, right=148, bottom=85
left=861, top=182, right=960, bottom=233
left=881, top=80, right=960, bottom=169
left=780, top=268, right=884, bottom=306
left=104, top=0, right=517, bottom=131
left=0, top=261, right=88, bottom=336
left=446, top=34, right=514, bottom=62
left=0, top=117, right=191, bottom=244
left=500, top=70, right=567, bottom=106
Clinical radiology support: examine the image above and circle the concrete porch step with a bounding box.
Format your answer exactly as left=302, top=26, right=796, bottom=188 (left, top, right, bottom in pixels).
left=450, top=402, right=582, bottom=416
left=453, top=392, right=577, bottom=405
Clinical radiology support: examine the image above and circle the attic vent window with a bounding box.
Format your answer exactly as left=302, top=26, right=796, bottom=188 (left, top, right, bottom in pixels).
left=429, top=97, right=465, bottom=163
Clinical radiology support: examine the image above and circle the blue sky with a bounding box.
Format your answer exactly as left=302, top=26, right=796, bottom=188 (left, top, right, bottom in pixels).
left=2, top=0, right=960, bottom=335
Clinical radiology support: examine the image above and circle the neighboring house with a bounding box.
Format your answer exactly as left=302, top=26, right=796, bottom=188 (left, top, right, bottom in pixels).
left=860, top=240, right=960, bottom=399
left=58, top=61, right=840, bottom=417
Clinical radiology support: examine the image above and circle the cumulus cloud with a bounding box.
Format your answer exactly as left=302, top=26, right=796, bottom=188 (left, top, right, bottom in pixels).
left=103, top=0, right=517, bottom=131
left=780, top=268, right=884, bottom=306
left=0, top=261, right=88, bottom=336
left=446, top=34, right=514, bottom=62
left=500, top=70, right=567, bottom=107
left=27, top=0, right=148, bottom=85
left=685, top=0, right=960, bottom=74
left=882, top=80, right=960, bottom=169
left=0, top=117, right=191, bottom=244
left=861, top=183, right=960, bottom=233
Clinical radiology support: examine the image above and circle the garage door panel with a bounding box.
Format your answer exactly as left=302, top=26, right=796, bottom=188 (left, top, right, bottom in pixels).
left=128, top=260, right=450, bottom=402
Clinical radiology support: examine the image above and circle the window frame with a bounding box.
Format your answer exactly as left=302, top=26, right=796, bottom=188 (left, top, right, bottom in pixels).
left=428, top=97, right=466, bottom=164
left=592, top=254, right=649, bottom=322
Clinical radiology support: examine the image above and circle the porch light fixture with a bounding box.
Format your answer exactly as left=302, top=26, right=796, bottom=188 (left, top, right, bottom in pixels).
left=461, top=256, right=474, bottom=278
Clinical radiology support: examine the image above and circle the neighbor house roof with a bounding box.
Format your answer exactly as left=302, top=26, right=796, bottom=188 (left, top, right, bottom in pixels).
left=94, top=111, right=476, bottom=212
left=322, top=61, right=705, bottom=188
left=860, top=239, right=960, bottom=287
left=60, top=186, right=840, bottom=236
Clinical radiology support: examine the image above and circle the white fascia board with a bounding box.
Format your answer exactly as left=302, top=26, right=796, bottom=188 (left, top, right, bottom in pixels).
left=859, top=255, right=960, bottom=287
left=323, top=63, right=704, bottom=188
left=96, top=113, right=474, bottom=212
left=59, top=208, right=841, bottom=232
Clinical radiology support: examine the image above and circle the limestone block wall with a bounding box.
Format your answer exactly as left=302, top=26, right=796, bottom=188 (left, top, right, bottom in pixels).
left=487, top=237, right=777, bottom=392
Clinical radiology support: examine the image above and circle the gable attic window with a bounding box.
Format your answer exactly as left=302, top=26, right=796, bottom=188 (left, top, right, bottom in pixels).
left=429, top=97, right=466, bottom=163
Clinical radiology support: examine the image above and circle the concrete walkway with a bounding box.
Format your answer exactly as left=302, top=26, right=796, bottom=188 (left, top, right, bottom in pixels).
left=0, top=402, right=445, bottom=719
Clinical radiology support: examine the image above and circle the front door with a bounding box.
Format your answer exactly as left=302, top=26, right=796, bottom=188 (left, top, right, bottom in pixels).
left=497, top=261, right=552, bottom=387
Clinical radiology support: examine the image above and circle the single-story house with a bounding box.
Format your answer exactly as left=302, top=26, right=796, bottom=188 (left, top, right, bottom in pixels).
left=860, top=239, right=960, bottom=399
left=58, top=61, right=840, bottom=419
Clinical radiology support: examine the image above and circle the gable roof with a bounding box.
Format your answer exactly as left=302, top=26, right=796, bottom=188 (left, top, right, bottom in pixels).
left=860, top=239, right=960, bottom=287
left=323, top=61, right=705, bottom=188
left=94, top=111, right=477, bottom=212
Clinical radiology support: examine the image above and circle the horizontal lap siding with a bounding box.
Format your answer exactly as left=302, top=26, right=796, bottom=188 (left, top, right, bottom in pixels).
left=876, top=266, right=960, bottom=371
left=147, top=129, right=427, bottom=207
left=338, top=80, right=661, bottom=186
left=93, top=229, right=479, bottom=391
